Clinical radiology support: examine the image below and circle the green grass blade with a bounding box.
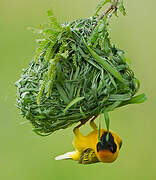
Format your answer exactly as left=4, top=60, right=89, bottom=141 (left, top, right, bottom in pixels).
left=56, top=83, right=70, bottom=104
left=118, top=93, right=147, bottom=107
left=98, top=116, right=102, bottom=142
left=106, top=101, right=122, bottom=111
left=108, top=93, right=131, bottom=101
left=127, top=93, right=147, bottom=104
left=79, top=106, right=86, bottom=118
left=104, top=110, right=109, bottom=141
left=63, top=97, right=85, bottom=114
left=108, top=73, right=117, bottom=90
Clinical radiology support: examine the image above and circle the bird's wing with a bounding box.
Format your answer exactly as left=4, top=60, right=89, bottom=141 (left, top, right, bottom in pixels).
left=79, top=148, right=99, bottom=164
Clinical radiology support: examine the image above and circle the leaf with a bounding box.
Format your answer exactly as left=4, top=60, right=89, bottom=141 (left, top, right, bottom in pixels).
left=34, top=39, right=49, bottom=61
left=47, top=9, right=62, bottom=30
left=56, top=83, right=70, bottom=104
left=118, top=0, right=126, bottom=16
left=104, top=110, right=109, bottom=141
left=127, top=93, right=147, bottom=104
left=37, top=78, right=47, bottom=105
left=108, top=93, right=131, bottom=101
left=108, top=73, right=117, bottom=90
left=118, top=93, right=147, bottom=107
left=63, top=97, right=85, bottom=114
left=80, top=106, right=86, bottom=118
left=45, top=42, right=54, bottom=61
left=106, top=101, right=122, bottom=111
left=98, top=117, right=102, bottom=142
left=72, top=53, right=77, bottom=68
left=95, top=0, right=111, bottom=15
left=61, top=51, right=69, bottom=59
left=28, top=27, right=43, bottom=34
left=133, top=78, right=140, bottom=94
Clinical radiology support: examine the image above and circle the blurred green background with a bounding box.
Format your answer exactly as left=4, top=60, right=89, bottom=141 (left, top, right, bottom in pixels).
left=0, top=0, right=155, bottom=179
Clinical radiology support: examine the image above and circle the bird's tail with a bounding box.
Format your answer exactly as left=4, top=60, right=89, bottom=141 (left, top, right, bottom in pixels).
left=55, top=151, right=76, bottom=161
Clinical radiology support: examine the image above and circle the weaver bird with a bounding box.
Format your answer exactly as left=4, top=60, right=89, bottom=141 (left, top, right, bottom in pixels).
left=55, top=116, right=122, bottom=164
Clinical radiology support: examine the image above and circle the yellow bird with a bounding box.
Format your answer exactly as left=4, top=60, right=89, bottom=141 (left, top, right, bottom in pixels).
left=55, top=116, right=122, bottom=164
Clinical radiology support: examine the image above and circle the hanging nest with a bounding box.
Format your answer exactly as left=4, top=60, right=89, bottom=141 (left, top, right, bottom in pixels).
left=16, top=1, right=146, bottom=136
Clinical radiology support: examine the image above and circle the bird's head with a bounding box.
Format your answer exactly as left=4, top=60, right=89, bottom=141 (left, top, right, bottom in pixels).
left=96, top=131, right=122, bottom=163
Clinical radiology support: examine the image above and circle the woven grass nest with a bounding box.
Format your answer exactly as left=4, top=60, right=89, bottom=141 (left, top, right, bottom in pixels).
left=16, top=1, right=146, bottom=136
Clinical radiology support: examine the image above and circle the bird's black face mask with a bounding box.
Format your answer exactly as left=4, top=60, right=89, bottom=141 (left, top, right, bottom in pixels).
left=97, top=132, right=117, bottom=153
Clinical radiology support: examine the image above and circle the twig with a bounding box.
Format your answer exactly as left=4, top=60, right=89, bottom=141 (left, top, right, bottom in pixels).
left=98, top=0, right=118, bottom=20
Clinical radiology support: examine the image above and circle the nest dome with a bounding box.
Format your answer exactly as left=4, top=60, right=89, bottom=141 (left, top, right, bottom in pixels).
left=16, top=7, right=146, bottom=136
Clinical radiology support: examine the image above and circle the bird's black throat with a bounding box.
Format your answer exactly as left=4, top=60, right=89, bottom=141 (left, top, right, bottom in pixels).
left=97, top=132, right=117, bottom=153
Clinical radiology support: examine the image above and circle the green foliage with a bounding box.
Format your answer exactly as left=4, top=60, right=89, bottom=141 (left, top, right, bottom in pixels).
left=16, top=1, right=146, bottom=136
left=95, top=0, right=111, bottom=15
left=118, top=0, right=126, bottom=16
